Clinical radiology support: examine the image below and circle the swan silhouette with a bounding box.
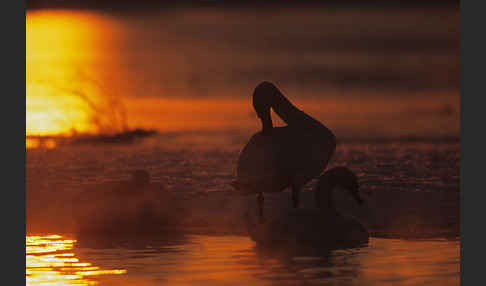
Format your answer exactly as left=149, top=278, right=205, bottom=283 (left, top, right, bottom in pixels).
left=246, top=167, right=369, bottom=247
left=72, top=170, right=183, bottom=236
left=232, top=82, right=336, bottom=221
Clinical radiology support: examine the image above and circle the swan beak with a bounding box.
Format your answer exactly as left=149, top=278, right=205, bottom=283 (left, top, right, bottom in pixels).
left=354, top=191, right=365, bottom=206
left=350, top=186, right=365, bottom=206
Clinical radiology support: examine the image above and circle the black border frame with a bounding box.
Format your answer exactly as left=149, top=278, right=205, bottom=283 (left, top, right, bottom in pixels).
left=16, top=0, right=475, bottom=284
left=460, top=1, right=484, bottom=285
left=4, top=0, right=26, bottom=285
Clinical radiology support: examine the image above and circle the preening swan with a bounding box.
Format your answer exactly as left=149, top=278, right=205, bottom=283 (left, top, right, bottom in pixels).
left=232, top=82, right=336, bottom=221
left=246, top=167, right=369, bottom=247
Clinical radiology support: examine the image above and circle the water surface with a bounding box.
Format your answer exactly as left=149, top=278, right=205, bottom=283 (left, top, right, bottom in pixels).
left=27, top=234, right=459, bottom=286
left=26, top=139, right=460, bottom=285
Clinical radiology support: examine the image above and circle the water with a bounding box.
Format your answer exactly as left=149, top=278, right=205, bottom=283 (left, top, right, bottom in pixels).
left=26, top=137, right=459, bottom=285
left=27, top=234, right=459, bottom=286
left=26, top=5, right=459, bottom=286
left=26, top=137, right=459, bottom=234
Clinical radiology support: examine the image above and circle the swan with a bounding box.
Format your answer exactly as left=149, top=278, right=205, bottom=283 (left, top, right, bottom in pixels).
left=232, top=81, right=336, bottom=221
left=72, top=170, right=183, bottom=236
left=246, top=167, right=369, bottom=247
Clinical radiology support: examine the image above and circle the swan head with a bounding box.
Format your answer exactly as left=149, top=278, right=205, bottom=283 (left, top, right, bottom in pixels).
left=253, top=81, right=279, bottom=134
left=131, top=169, right=150, bottom=185
left=316, top=167, right=363, bottom=209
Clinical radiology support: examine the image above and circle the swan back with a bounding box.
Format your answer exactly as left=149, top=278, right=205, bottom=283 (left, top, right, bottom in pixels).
left=316, top=167, right=363, bottom=209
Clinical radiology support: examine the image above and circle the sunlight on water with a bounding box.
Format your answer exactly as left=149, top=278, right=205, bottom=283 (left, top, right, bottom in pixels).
left=25, top=6, right=459, bottom=285
left=25, top=234, right=458, bottom=286
left=26, top=138, right=40, bottom=149
left=26, top=235, right=127, bottom=286
left=26, top=138, right=57, bottom=150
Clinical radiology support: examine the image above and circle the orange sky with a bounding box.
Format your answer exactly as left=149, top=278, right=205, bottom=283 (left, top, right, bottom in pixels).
left=26, top=10, right=459, bottom=143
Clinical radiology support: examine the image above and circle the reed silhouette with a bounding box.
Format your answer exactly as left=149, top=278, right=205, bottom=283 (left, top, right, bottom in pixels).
left=33, top=69, right=129, bottom=136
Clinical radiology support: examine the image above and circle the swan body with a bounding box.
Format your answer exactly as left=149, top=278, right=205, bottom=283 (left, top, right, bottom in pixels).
left=232, top=82, right=336, bottom=218
left=235, top=127, right=332, bottom=194
left=246, top=167, right=369, bottom=247
left=73, top=170, right=183, bottom=236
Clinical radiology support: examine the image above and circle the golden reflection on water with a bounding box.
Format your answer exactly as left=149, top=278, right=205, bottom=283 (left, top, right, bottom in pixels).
left=26, top=235, right=126, bottom=286
left=26, top=138, right=57, bottom=150
left=25, top=234, right=459, bottom=286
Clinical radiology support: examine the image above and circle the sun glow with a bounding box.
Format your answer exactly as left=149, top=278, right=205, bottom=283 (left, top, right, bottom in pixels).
left=26, top=84, right=94, bottom=136
left=26, top=11, right=459, bottom=146
left=26, top=11, right=120, bottom=137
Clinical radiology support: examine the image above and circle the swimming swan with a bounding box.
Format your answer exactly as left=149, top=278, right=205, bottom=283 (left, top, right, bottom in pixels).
left=246, top=167, right=369, bottom=247
left=232, top=82, right=336, bottom=221
left=72, top=170, right=182, bottom=236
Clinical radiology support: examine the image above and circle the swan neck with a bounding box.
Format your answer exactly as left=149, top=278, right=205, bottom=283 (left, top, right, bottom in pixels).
left=253, top=82, right=302, bottom=129
left=261, top=115, right=273, bottom=133
left=270, top=90, right=300, bottom=125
